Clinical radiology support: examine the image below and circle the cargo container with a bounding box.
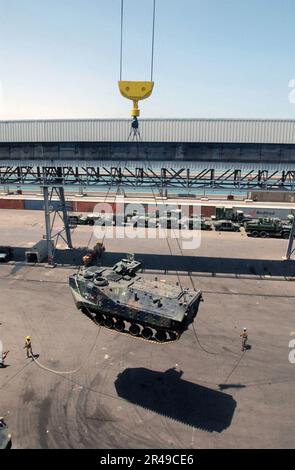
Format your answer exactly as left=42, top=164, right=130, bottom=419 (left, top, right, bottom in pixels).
left=24, top=199, right=72, bottom=212
left=0, top=199, right=24, bottom=210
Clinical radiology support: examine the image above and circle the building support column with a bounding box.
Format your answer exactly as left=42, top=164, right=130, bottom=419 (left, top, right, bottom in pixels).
left=285, top=216, right=295, bottom=260
left=58, top=187, right=73, bottom=249
left=43, top=186, right=54, bottom=265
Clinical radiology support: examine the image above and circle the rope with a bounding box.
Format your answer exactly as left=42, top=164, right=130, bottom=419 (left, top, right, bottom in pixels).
left=31, top=327, right=101, bottom=375
left=192, top=323, right=219, bottom=356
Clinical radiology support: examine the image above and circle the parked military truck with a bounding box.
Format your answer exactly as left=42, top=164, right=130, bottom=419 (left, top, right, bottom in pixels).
left=214, top=206, right=252, bottom=224
left=245, top=217, right=292, bottom=239
left=286, top=214, right=295, bottom=225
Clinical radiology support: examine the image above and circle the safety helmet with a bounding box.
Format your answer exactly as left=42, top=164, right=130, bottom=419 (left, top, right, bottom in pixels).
left=243, top=328, right=247, bottom=331
left=25, top=336, right=31, bottom=340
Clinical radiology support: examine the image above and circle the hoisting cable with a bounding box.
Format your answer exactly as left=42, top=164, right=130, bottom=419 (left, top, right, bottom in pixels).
left=173, top=228, right=243, bottom=358
left=119, top=0, right=157, bottom=139
left=120, top=0, right=124, bottom=81
left=147, top=177, right=229, bottom=356
left=71, top=164, right=126, bottom=339
left=173, top=229, right=221, bottom=355
left=119, top=0, right=156, bottom=82
left=150, top=0, right=156, bottom=81
left=141, top=147, right=184, bottom=290
left=142, top=144, right=184, bottom=290
left=75, top=173, right=119, bottom=279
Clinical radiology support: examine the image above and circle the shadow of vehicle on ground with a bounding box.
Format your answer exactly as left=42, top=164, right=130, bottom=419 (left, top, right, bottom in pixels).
left=114, top=367, right=237, bottom=432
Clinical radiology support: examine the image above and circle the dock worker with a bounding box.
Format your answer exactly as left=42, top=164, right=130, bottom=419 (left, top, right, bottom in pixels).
left=128, top=116, right=141, bottom=140
left=240, top=328, right=248, bottom=351
left=93, top=242, right=105, bottom=259
left=131, top=116, right=139, bottom=130
left=82, top=254, right=92, bottom=267
left=0, top=350, right=9, bottom=368
left=24, top=336, right=33, bottom=359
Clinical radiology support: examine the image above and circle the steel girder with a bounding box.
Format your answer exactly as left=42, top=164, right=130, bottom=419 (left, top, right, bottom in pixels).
left=0, top=163, right=295, bottom=191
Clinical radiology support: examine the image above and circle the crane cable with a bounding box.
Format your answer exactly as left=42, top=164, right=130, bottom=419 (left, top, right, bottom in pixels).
left=150, top=0, right=156, bottom=81
left=119, top=0, right=156, bottom=81
left=116, top=0, right=192, bottom=297
left=137, top=135, right=184, bottom=290
left=75, top=173, right=120, bottom=279
left=33, top=157, right=128, bottom=378
left=119, top=0, right=124, bottom=81
left=140, top=152, right=235, bottom=356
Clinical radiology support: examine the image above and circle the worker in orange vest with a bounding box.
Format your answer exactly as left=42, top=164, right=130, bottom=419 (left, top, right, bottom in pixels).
left=82, top=254, right=91, bottom=267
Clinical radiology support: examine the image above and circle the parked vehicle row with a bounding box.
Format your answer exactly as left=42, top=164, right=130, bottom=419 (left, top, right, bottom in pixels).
left=68, top=211, right=294, bottom=239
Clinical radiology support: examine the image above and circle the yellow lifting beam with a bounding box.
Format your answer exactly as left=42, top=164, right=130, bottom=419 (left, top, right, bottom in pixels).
left=118, top=80, right=154, bottom=117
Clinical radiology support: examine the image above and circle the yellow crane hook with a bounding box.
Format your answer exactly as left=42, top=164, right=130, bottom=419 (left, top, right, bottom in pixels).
left=118, top=80, right=154, bottom=118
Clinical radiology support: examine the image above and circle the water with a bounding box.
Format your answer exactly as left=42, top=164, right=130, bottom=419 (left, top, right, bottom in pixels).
left=0, top=184, right=248, bottom=198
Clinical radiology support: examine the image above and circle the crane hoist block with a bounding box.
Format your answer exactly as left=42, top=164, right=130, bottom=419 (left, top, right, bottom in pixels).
left=118, top=80, right=154, bottom=117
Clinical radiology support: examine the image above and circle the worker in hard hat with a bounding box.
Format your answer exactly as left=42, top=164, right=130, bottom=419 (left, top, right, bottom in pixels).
left=131, top=116, right=139, bottom=130
left=240, top=328, right=248, bottom=351
left=128, top=116, right=140, bottom=140
left=0, top=350, right=9, bottom=368
left=82, top=254, right=91, bottom=267
left=24, top=336, right=33, bottom=359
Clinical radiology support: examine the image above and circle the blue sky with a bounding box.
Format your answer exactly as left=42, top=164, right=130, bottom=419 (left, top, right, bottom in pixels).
left=0, top=0, right=294, bottom=119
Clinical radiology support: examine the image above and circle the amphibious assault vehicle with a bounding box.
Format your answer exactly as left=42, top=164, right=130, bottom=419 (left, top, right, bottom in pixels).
left=69, top=256, right=203, bottom=343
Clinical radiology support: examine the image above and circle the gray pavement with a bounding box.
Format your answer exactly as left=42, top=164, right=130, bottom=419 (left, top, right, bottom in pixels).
left=0, top=209, right=295, bottom=448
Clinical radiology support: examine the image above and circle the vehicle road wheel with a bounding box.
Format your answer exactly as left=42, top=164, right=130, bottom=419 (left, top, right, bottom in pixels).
left=114, top=320, right=125, bottom=332
left=129, top=323, right=140, bottom=336
left=142, top=327, right=153, bottom=340
left=251, top=231, right=259, bottom=237
left=80, top=306, right=88, bottom=315
left=260, top=231, right=268, bottom=238
left=95, top=313, right=104, bottom=325
left=282, top=232, right=290, bottom=239
left=169, top=331, right=180, bottom=341
left=155, top=330, right=167, bottom=343
left=103, top=316, right=114, bottom=329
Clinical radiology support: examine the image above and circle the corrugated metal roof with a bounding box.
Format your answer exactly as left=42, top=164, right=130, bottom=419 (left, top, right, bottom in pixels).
left=0, top=118, right=295, bottom=144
